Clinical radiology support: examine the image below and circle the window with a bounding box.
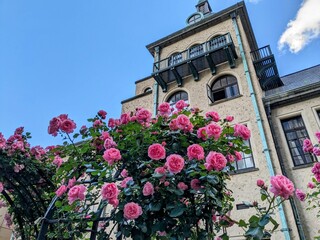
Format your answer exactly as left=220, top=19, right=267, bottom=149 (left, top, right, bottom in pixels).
left=232, top=140, right=255, bottom=171
left=189, top=44, right=204, bottom=58
left=144, top=87, right=152, bottom=93
left=317, top=110, right=320, bottom=120
left=168, top=53, right=183, bottom=67
left=167, top=91, right=189, bottom=108
left=281, top=116, right=314, bottom=166
left=187, top=13, right=202, bottom=25
left=207, top=75, right=239, bottom=103
left=208, top=35, right=227, bottom=50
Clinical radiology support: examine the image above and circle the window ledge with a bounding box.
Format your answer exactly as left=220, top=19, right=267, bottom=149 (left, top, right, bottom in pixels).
left=209, top=94, right=243, bottom=106
left=229, top=167, right=259, bottom=175
left=292, top=162, right=315, bottom=170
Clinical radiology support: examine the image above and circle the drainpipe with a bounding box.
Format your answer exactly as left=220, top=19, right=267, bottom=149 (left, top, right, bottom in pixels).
left=153, top=46, right=160, bottom=117
left=231, top=12, right=291, bottom=240
left=265, top=103, right=306, bottom=240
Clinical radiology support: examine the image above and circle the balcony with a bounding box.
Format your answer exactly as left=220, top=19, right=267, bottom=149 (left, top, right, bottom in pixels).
left=152, top=33, right=238, bottom=92
left=251, top=45, right=283, bottom=91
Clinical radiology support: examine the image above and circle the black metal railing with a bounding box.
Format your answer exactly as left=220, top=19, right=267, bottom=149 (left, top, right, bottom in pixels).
left=153, top=33, right=233, bottom=72
left=250, top=45, right=283, bottom=90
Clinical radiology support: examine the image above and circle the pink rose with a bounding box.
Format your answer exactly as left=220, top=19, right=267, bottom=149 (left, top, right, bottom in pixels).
left=295, top=189, right=306, bottom=201
left=158, top=102, right=171, bottom=116
left=315, top=131, right=320, bottom=142
left=234, top=124, right=251, bottom=140
left=307, top=182, right=315, bottom=189
left=123, top=202, right=143, bottom=220
left=109, top=198, right=119, bottom=208
left=0, top=182, right=3, bottom=192
left=313, top=147, right=320, bottom=156
left=68, top=185, right=87, bottom=204
left=191, top=179, right=201, bottom=191
left=101, top=183, right=119, bottom=200
left=13, top=164, right=25, bottom=173
left=187, top=144, right=204, bottom=160
left=143, top=182, right=154, bottom=196
left=257, top=179, right=265, bottom=187
left=98, top=110, right=107, bottom=119
left=68, top=177, right=76, bottom=189
left=164, top=181, right=170, bottom=186
left=206, top=123, right=222, bottom=140
left=120, top=113, right=130, bottom=125
left=165, top=154, right=185, bottom=174
left=177, top=182, right=188, bottom=191
left=104, top=138, right=117, bottom=149
left=148, top=143, right=166, bottom=160
left=136, top=108, right=152, bottom=124
left=121, top=169, right=128, bottom=178
left=225, top=115, right=234, bottom=122
left=121, top=177, right=133, bottom=188
left=303, top=139, right=313, bottom=152
left=270, top=175, right=294, bottom=199
left=176, top=114, right=193, bottom=132
left=312, top=163, right=320, bottom=182
left=103, top=148, right=121, bottom=165
left=197, top=127, right=207, bottom=140
left=60, top=119, right=77, bottom=134
left=108, top=118, right=117, bottom=128
left=155, top=167, right=166, bottom=175
left=206, top=111, right=220, bottom=122
left=93, top=119, right=103, bottom=128
left=205, top=151, right=227, bottom=171
left=234, top=151, right=242, bottom=161
left=56, top=185, right=67, bottom=197
left=0, top=133, right=6, bottom=149
left=53, top=156, right=63, bottom=168
left=48, top=117, right=61, bottom=136
left=175, top=100, right=187, bottom=110
left=226, top=154, right=235, bottom=163
left=169, top=119, right=179, bottom=131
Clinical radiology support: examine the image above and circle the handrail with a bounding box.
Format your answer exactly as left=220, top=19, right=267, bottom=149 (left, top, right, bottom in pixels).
left=153, top=33, right=233, bottom=72
left=250, top=45, right=272, bottom=62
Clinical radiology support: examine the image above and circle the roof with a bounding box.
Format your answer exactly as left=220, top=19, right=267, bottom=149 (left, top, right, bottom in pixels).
left=146, top=2, right=258, bottom=56
left=265, top=64, right=320, bottom=97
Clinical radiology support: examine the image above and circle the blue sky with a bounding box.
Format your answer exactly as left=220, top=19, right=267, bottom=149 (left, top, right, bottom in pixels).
left=0, top=0, right=319, bottom=147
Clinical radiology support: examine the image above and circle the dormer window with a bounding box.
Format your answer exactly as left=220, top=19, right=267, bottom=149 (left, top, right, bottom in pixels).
left=187, top=13, right=203, bottom=25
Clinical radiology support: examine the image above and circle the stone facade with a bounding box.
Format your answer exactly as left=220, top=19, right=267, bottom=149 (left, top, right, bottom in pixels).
left=121, top=1, right=320, bottom=239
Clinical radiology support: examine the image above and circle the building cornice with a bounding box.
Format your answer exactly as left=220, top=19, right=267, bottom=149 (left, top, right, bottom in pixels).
left=146, top=2, right=257, bottom=56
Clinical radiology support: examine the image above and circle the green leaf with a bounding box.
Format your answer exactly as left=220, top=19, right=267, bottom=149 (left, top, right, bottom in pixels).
left=269, top=217, right=279, bottom=232
left=238, top=219, right=248, bottom=228
left=207, top=175, right=219, bottom=185
left=169, top=206, right=185, bottom=217
left=55, top=200, right=62, bottom=208
left=149, top=202, right=162, bottom=212
left=248, top=215, right=260, bottom=228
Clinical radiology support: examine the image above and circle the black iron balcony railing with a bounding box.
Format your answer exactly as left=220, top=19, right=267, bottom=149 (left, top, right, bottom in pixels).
left=152, top=33, right=238, bottom=92
left=251, top=45, right=283, bottom=91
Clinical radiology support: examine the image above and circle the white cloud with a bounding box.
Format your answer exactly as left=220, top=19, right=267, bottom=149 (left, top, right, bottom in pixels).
left=278, top=0, right=320, bottom=53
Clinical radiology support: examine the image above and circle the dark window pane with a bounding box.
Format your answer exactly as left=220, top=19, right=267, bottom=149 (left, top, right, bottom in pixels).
left=210, top=75, right=239, bottom=102
left=281, top=116, right=314, bottom=166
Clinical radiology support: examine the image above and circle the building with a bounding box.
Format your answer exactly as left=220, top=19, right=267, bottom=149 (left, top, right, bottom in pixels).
left=121, top=1, right=320, bottom=239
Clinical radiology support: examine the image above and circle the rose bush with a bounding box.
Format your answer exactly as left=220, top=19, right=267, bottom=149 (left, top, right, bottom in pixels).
left=38, top=102, right=257, bottom=240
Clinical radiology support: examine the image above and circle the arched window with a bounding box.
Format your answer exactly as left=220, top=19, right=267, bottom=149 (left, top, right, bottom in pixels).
left=168, top=52, right=183, bottom=67
left=144, top=87, right=152, bottom=93
left=207, top=75, right=239, bottom=103
left=189, top=44, right=204, bottom=58
left=167, top=91, right=189, bottom=108
left=208, top=35, right=227, bottom=50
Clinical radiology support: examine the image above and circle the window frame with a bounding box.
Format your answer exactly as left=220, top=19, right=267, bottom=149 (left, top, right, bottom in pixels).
left=281, top=115, right=314, bottom=166
left=208, top=75, right=240, bottom=103
left=168, top=52, right=183, bottom=67
left=231, top=139, right=255, bottom=172
left=188, top=44, right=204, bottom=59
left=167, top=91, right=189, bottom=108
